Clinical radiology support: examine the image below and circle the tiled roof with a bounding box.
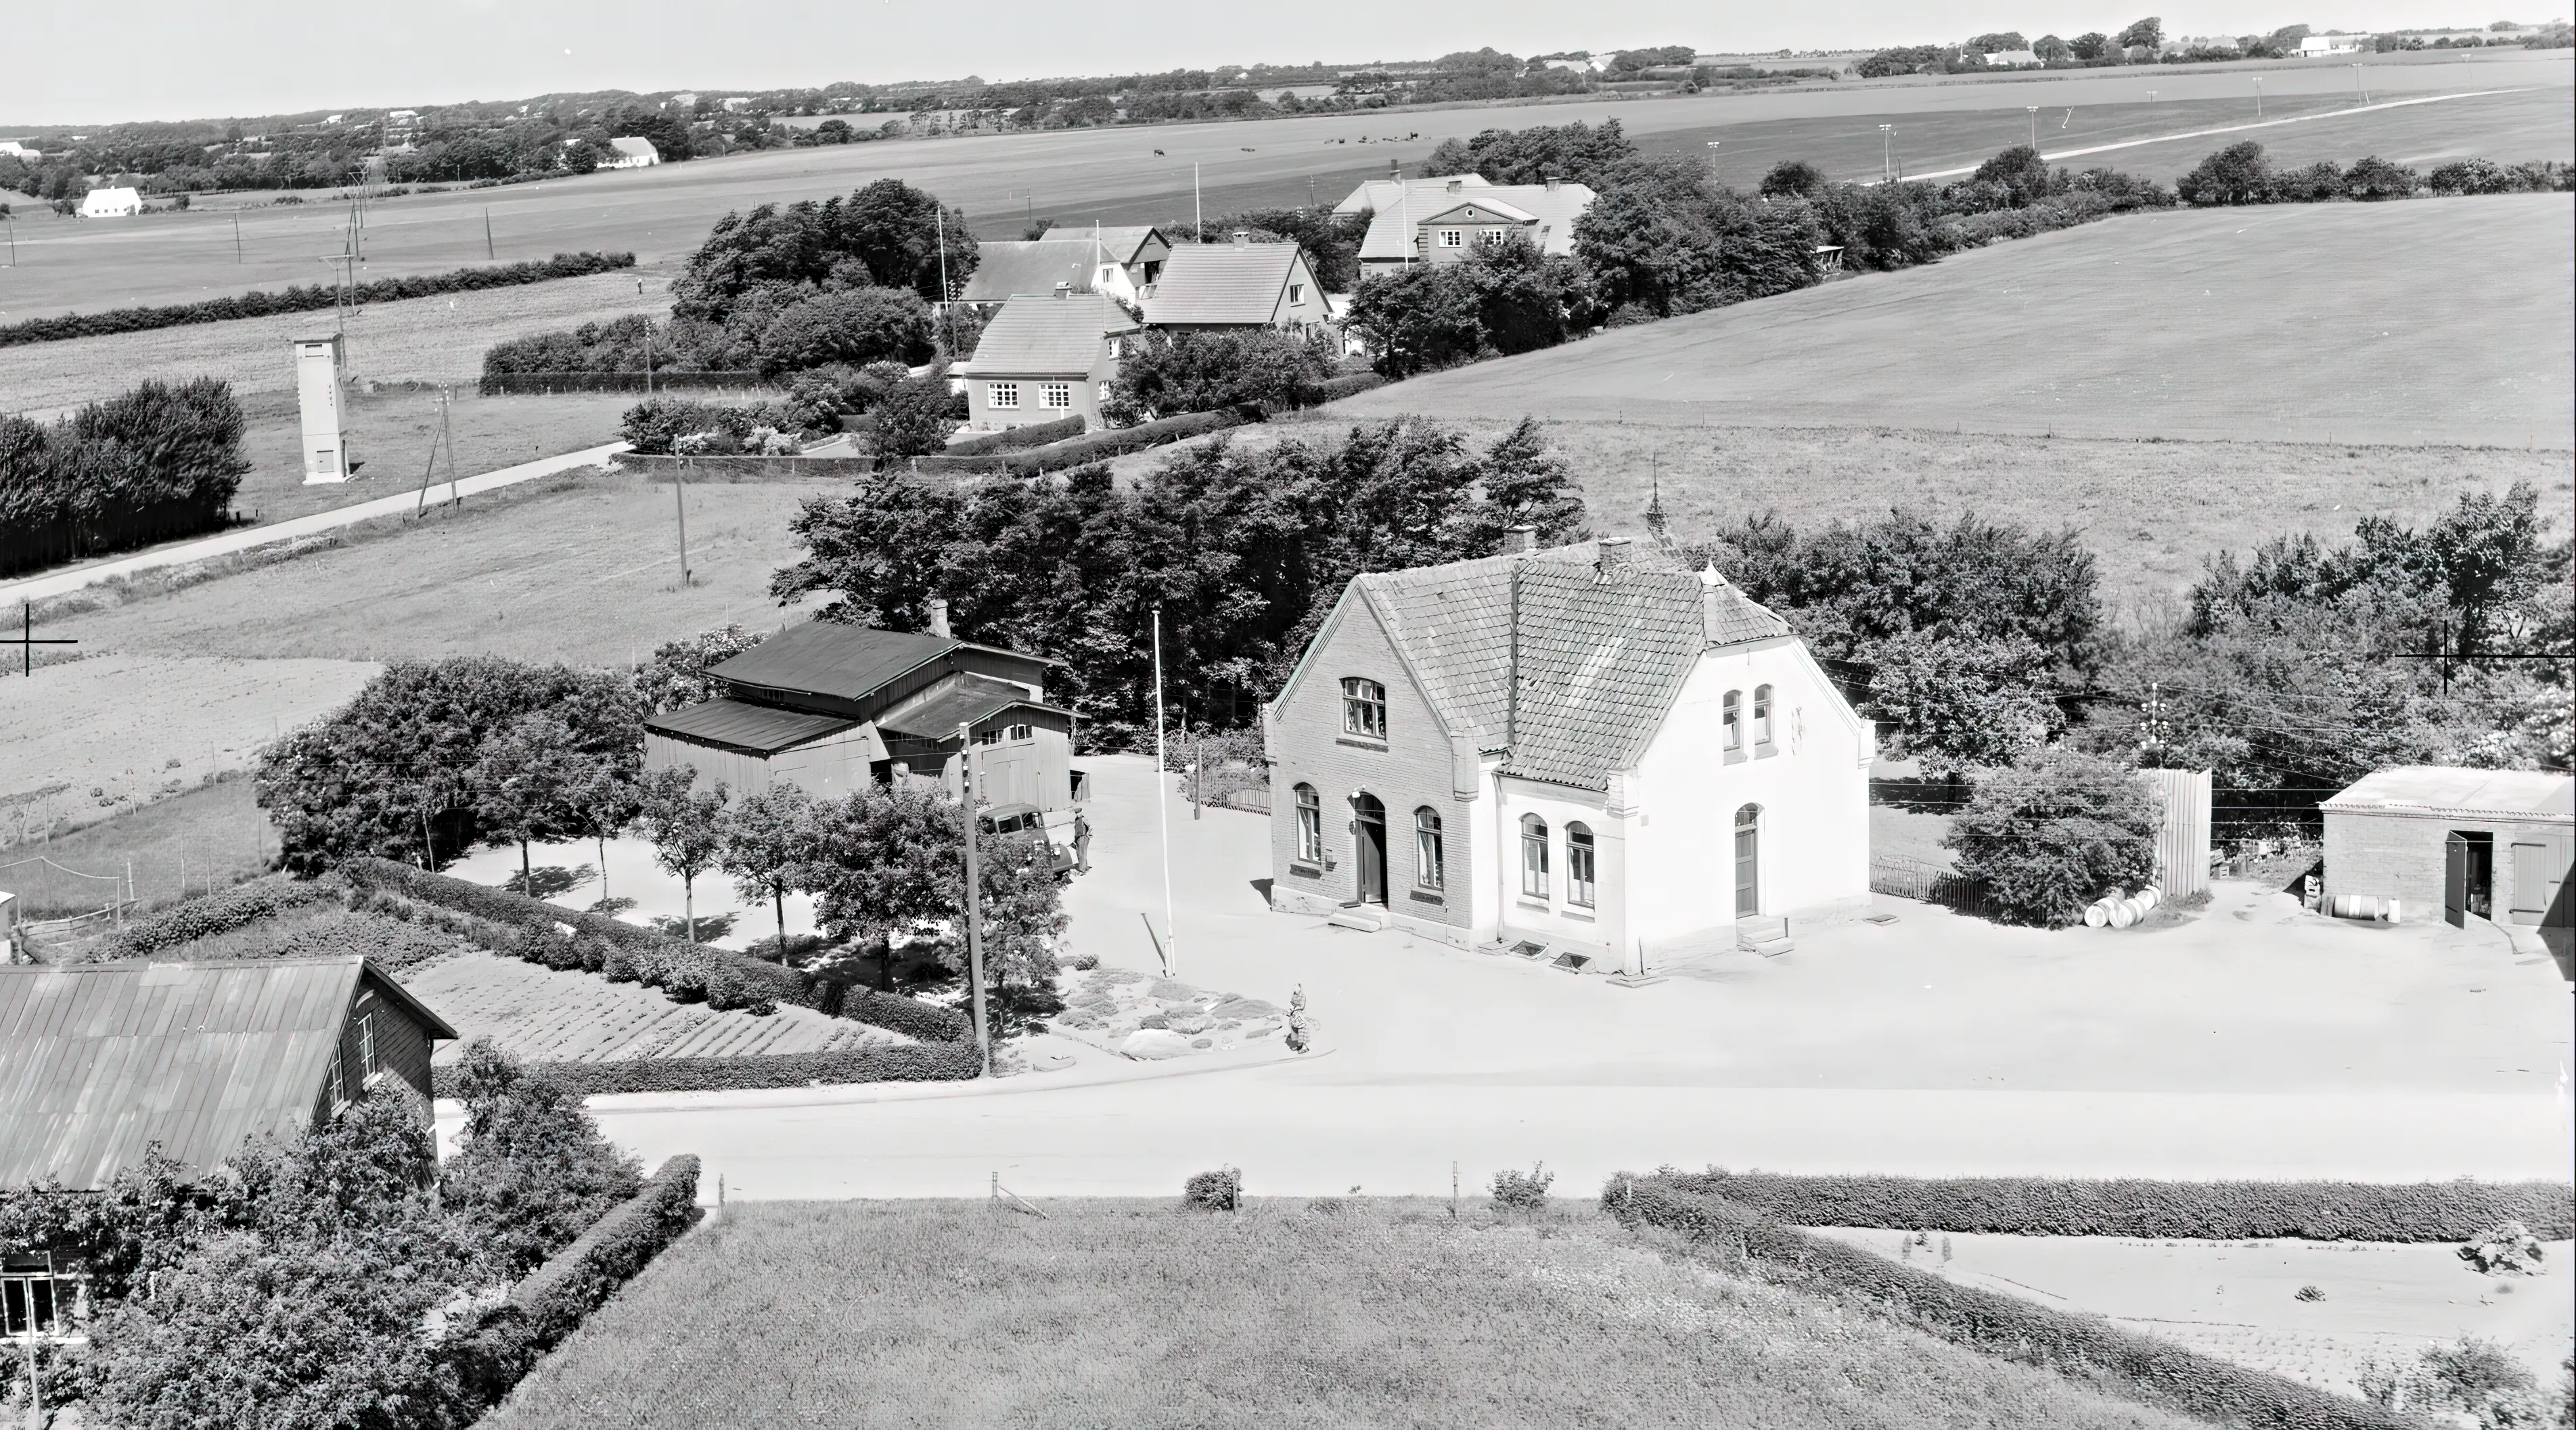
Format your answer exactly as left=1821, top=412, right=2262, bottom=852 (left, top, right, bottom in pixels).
left=0, top=959, right=455, bottom=1191
left=1342, top=543, right=1792, bottom=790
left=1140, top=243, right=1302, bottom=326
left=956, top=241, right=1100, bottom=304
left=646, top=698, right=856, bottom=756
left=1357, top=182, right=1597, bottom=260
left=955, top=291, right=1136, bottom=377
left=1039, top=225, right=1165, bottom=265
left=1414, top=195, right=1540, bottom=225
left=1333, top=175, right=1490, bottom=215
left=2324, top=766, right=2574, bottom=819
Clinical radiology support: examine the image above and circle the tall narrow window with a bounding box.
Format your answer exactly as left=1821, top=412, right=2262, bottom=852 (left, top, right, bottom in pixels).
left=358, top=1013, right=378, bottom=1076
left=1566, top=823, right=1597, bottom=908
left=1520, top=814, right=1550, bottom=898
left=1414, top=808, right=1445, bottom=890
left=1341, top=678, right=1386, bottom=739
left=1293, top=783, right=1323, bottom=864
left=1722, top=690, right=1743, bottom=752
left=1753, top=685, right=1774, bottom=747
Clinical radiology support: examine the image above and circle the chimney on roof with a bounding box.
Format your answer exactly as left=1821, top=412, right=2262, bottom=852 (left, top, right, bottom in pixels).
left=1506, top=524, right=1537, bottom=555
left=1596, top=536, right=1631, bottom=579
left=1230, top=229, right=1249, bottom=246
left=1698, top=564, right=1727, bottom=643
left=1545, top=174, right=1561, bottom=192
left=1446, top=178, right=1464, bottom=193
left=1052, top=281, right=1070, bottom=298
left=926, top=597, right=953, bottom=639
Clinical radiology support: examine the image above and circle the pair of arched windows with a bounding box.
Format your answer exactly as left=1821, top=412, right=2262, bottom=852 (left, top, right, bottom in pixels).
left=1720, top=685, right=1776, bottom=754
left=1289, top=783, right=1443, bottom=892
left=1518, top=816, right=1597, bottom=908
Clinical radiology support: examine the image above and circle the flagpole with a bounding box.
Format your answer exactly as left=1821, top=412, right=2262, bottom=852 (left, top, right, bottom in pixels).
left=1152, top=607, right=1176, bottom=977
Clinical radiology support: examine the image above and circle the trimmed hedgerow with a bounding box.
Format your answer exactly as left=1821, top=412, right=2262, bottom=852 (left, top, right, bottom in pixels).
left=942, top=414, right=1085, bottom=455
left=834, top=986, right=972, bottom=1044
left=1305, top=371, right=1388, bottom=406
left=0, top=252, right=636, bottom=348
left=1649, top=1170, right=2575, bottom=1243
left=1606, top=1178, right=2408, bottom=1430
left=432, top=1042, right=978, bottom=1098
left=102, top=874, right=336, bottom=959
left=918, top=406, right=1255, bottom=475
left=445, top=1154, right=700, bottom=1415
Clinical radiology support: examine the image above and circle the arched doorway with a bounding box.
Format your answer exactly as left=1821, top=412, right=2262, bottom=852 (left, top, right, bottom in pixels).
left=1734, top=803, right=1762, bottom=917
left=1353, top=793, right=1388, bottom=905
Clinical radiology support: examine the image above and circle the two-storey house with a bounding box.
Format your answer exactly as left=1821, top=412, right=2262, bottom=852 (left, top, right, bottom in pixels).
left=1262, top=537, right=1872, bottom=975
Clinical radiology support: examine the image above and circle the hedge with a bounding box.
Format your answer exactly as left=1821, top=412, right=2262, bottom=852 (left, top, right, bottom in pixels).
left=941, top=414, right=1085, bottom=455
left=0, top=252, right=637, bottom=348
left=340, top=856, right=969, bottom=1042
left=1303, top=371, right=1388, bottom=406
left=100, top=873, right=336, bottom=959
left=913, top=405, right=1257, bottom=476
left=1650, top=1170, right=2576, bottom=1242
left=1608, top=1178, right=2409, bottom=1430
left=478, top=370, right=763, bottom=396
left=433, top=1042, right=979, bottom=1098
left=2, top=377, right=252, bottom=579
left=445, top=1153, right=700, bottom=1414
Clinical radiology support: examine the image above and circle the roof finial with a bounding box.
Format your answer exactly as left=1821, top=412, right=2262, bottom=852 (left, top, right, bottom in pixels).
left=1644, top=457, right=1674, bottom=555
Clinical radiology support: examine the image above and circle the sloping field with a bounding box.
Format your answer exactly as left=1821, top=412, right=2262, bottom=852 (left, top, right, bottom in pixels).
left=1, top=51, right=2560, bottom=321
left=1335, top=194, right=2575, bottom=447
left=401, top=949, right=901, bottom=1064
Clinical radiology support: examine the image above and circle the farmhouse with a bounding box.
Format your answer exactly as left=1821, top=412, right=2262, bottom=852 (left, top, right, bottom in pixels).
left=953, top=288, right=1138, bottom=431
left=76, top=186, right=143, bottom=218
left=1139, top=237, right=1333, bottom=333
left=957, top=240, right=1121, bottom=308
left=1352, top=177, right=1595, bottom=276
left=0, top=957, right=455, bottom=1335
left=645, top=612, right=1080, bottom=812
left=1263, top=536, right=1873, bottom=973
left=602, top=136, right=662, bottom=168
left=1033, top=224, right=1172, bottom=290
left=2322, top=766, right=2573, bottom=946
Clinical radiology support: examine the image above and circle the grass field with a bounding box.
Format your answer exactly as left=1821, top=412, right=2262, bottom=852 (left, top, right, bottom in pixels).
left=1334, top=194, right=2576, bottom=447
left=484, top=1198, right=2209, bottom=1430
left=0, top=775, right=277, bottom=921
left=1, top=50, right=2561, bottom=321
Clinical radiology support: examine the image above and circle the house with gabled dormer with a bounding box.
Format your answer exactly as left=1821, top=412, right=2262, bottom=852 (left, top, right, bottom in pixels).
left=1261, top=535, right=1872, bottom=975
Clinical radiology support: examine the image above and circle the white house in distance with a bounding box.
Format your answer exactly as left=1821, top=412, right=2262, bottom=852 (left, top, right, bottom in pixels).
left=1340, top=175, right=1596, bottom=277
left=77, top=187, right=143, bottom=218
left=601, top=137, right=662, bottom=168
left=1138, top=237, right=1334, bottom=333
left=2301, top=32, right=2370, bottom=53
left=1263, top=536, right=1874, bottom=975
left=953, top=288, right=1139, bottom=432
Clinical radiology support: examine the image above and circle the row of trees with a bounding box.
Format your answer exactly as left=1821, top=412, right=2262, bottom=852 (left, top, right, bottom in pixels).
left=0, top=1044, right=636, bottom=1427
left=0, top=377, right=250, bottom=578
left=769, top=415, right=1586, bottom=743
left=2176, top=143, right=2575, bottom=206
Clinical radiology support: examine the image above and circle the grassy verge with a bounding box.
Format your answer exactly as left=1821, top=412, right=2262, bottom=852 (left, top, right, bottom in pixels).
left=0, top=775, right=277, bottom=921
left=485, top=1197, right=2206, bottom=1430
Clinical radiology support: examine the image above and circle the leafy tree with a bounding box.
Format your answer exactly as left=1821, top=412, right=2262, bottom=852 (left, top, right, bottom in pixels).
left=1, top=377, right=252, bottom=578
left=1967, top=145, right=2052, bottom=208
left=1968, top=31, right=2029, bottom=51
left=2347, top=155, right=2420, bottom=199
left=2069, top=31, right=2112, bottom=59
left=439, top=1039, right=641, bottom=1281
left=719, top=784, right=817, bottom=950
left=635, top=622, right=768, bottom=713
left=964, top=825, right=1068, bottom=1036
left=2116, top=16, right=2165, bottom=51
left=634, top=766, right=728, bottom=942
left=1102, top=327, right=1338, bottom=425
left=471, top=711, right=598, bottom=892
left=2274, top=160, right=2349, bottom=202
left=1865, top=635, right=2062, bottom=775
left=1344, top=262, right=1488, bottom=378
left=604, top=108, right=692, bottom=162
left=1943, top=748, right=2159, bottom=926
left=2177, top=142, right=2275, bottom=205
left=870, top=364, right=957, bottom=457
left=754, top=287, right=932, bottom=376
left=1424, top=118, right=1637, bottom=187
left=805, top=781, right=965, bottom=988
left=1574, top=154, right=1819, bottom=315
left=670, top=179, right=974, bottom=327
left=1759, top=160, right=1826, bottom=200
left=2034, top=34, right=2075, bottom=61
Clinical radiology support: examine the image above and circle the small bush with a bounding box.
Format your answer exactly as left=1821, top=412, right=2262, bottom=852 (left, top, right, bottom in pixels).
left=1942, top=748, right=2159, bottom=927
left=1491, top=1163, right=1556, bottom=1212
left=618, top=397, right=800, bottom=455
left=2344, top=155, right=2419, bottom=200
left=2295, top=1284, right=2325, bottom=1301
left=2458, top=1220, right=2545, bottom=1274
left=1183, top=1167, right=1243, bottom=1211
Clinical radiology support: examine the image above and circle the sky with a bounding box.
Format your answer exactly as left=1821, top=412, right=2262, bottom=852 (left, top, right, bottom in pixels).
left=5, top=2, right=2541, bottom=125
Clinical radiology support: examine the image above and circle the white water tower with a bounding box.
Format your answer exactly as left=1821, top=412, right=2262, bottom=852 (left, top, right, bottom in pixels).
left=294, top=333, right=349, bottom=483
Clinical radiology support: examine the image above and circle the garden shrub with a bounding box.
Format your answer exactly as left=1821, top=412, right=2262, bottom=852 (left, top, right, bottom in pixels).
left=1608, top=1178, right=2412, bottom=1430
left=1, top=376, right=253, bottom=578
left=942, top=414, right=1084, bottom=455
left=1183, top=1167, right=1244, bottom=1211
left=1942, top=748, right=2158, bottom=926
left=618, top=396, right=802, bottom=455
left=754, top=288, right=934, bottom=377
left=432, top=1042, right=980, bottom=1097
left=265, top=911, right=459, bottom=973
left=1644, top=1169, right=2575, bottom=1241
left=924, top=407, right=1253, bottom=475
left=0, top=252, right=634, bottom=348
left=2343, top=156, right=2419, bottom=200
left=441, top=1040, right=643, bottom=1281
left=1491, top=1163, right=1555, bottom=1212
left=1100, top=328, right=1340, bottom=425
left=100, top=873, right=336, bottom=959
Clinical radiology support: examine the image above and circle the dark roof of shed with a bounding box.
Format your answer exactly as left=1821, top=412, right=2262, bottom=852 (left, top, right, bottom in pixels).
left=645, top=698, right=857, bottom=756
left=708, top=621, right=1057, bottom=705
left=0, top=958, right=455, bottom=1191
left=878, top=672, right=1066, bottom=739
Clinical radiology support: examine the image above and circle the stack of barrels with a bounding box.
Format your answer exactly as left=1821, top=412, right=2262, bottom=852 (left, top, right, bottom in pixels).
left=2083, top=885, right=2162, bottom=929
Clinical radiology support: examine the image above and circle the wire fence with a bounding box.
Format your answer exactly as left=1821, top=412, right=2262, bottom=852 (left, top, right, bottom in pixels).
left=0, top=853, right=125, bottom=925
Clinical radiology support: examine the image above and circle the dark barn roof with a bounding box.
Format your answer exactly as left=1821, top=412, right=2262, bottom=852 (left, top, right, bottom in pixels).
left=645, top=698, right=857, bottom=756
left=0, top=957, right=455, bottom=1191
left=708, top=621, right=1058, bottom=710
left=878, top=672, right=1069, bottom=739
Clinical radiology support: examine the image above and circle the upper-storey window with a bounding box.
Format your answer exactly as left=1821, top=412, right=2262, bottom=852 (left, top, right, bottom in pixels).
left=1753, top=685, right=1775, bottom=747
left=1722, top=689, right=1743, bottom=752
left=1342, top=678, right=1386, bottom=740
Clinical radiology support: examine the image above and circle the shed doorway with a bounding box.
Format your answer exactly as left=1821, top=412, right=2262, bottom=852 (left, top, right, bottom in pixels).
left=1734, top=804, right=1762, bottom=917
left=1353, top=793, right=1388, bottom=906
left=2445, top=831, right=2494, bottom=927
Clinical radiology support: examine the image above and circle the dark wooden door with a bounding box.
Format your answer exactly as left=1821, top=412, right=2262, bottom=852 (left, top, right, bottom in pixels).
left=1355, top=794, right=1387, bottom=905
left=2445, top=832, right=2468, bottom=928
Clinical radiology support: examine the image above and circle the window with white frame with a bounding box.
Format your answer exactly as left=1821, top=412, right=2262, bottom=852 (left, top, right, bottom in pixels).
left=1341, top=678, right=1386, bottom=739
left=1414, top=808, right=1444, bottom=890
left=1565, top=822, right=1596, bottom=908
left=1, top=1258, right=68, bottom=1336
left=1722, top=689, right=1744, bottom=753
left=1753, top=684, right=1774, bottom=747
left=1040, top=382, right=1072, bottom=409
left=988, top=382, right=1020, bottom=409
left=1440, top=229, right=1464, bottom=248
left=358, top=1012, right=378, bottom=1076
left=1293, top=784, right=1323, bottom=864
left=1520, top=814, right=1549, bottom=898
left=1288, top=283, right=1304, bottom=304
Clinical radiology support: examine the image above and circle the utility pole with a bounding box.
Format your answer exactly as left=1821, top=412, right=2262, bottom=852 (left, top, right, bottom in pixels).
left=1192, top=162, right=1202, bottom=241
left=2026, top=106, right=2039, bottom=149
left=673, top=459, right=692, bottom=585
left=233, top=213, right=243, bottom=263
left=5, top=210, right=14, bottom=267
left=936, top=207, right=952, bottom=351
left=2353, top=63, right=2369, bottom=104
left=1152, top=607, right=1176, bottom=977
left=484, top=206, right=495, bottom=260
left=2252, top=76, right=2264, bottom=118
left=1192, top=729, right=1202, bottom=820
left=958, top=719, right=993, bottom=1077
left=1878, top=124, right=1894, bottom=183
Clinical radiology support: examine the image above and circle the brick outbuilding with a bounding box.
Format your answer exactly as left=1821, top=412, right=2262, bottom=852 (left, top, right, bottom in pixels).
left=2320, top=766, right=2573, bottom=950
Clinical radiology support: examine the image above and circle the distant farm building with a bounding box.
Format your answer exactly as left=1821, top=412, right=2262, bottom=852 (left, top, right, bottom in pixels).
left=602, top=136, right=662, bottom=168
left=1341, top=175, right=1596, bottom=277
left=1983, top=48, right=2040, bottom=66
left=955, top=288, right=1138, bottom=431
left=645, top=615, right=1079, bottom=813
left=0, top=141, right=39, bottom=159
left=2322, top=766, right=2572, bottom=948
left=77, top=187, right=143, bottom=218
left=2301, top=33, right=2370, bottom=53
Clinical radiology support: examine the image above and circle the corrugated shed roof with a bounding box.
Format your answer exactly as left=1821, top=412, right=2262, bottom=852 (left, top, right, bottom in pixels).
left=2324, top=766, right=2575, bottom=820
left=0, top=959, right=453, bottom=1191
left=1140, top=243, right=1302, bottom=327
left=878, top=672, right=1062, bottom=738
left=710, top=622, right=957, bottom=703
left=957, top=242, right=1098, bottom=304
left=956, top=291, right=1137, bottom=377
left=646, top=698, right=857, bottom=756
